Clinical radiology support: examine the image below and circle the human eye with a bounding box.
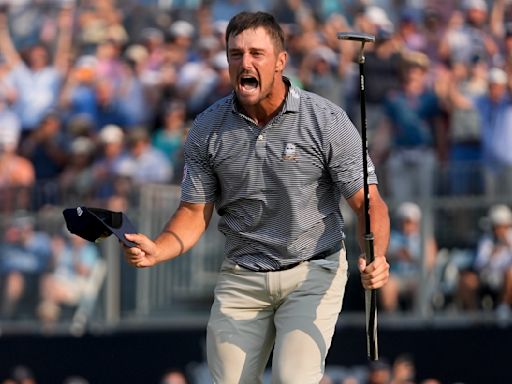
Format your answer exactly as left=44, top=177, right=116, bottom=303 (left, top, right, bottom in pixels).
left=228, top=50, right=242, bottom=60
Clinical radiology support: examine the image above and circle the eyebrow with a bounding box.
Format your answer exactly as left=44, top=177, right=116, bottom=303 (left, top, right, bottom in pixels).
left=228, top=47, right=268, bottom=55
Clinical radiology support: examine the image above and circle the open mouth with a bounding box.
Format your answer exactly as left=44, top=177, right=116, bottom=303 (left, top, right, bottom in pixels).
left=240, top=75, right=259, bottom=91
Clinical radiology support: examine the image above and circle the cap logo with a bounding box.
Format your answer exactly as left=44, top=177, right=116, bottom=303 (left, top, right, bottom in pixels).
left=77, top=207, right=83, bottom=216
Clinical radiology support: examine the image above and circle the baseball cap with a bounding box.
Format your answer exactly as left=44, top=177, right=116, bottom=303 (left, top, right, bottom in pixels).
left=488, top=67, right=508, bottom=85
left=169, top=20, right=195, bottom=39
left=397, top=202, right=422, bottom=222
left=98, top=124, right=124, bottom=144
left=62, top=207, right=137, bottom=247
left=365, top=6, right=392, bottom=28
left=463, top=0, right=487, bottom=12
left=489, top=204, right=512, bottom=226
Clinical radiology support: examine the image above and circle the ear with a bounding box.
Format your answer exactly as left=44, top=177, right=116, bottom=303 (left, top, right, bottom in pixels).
left=275, top=51, right=288, bottom=73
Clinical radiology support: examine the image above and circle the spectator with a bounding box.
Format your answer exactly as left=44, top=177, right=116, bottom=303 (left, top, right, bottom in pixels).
left=58, top=136, right=96, bottom=204
left=91, top=124, right=128, bottom=201
left=438, top=0, right=498, bottom=67
left=442, top=56, right=488, bottom=195
left=159, top=368, right=188, bottom=384
left=93, top=77, right=128, bottom=132
left=58, top=55, right=99, bottom=125
left=391, top=353, right=416, bottom=384
left=367, top=359, right=392, bottom=384
left=4, top=364, right=36, bottom=384
left=380, top=202, right=438, bottom=312
left=0, top=212, right=52, bottom=319
left=167, top=20, right=196, bottom=69
left=0, top=4, right=72, bottom=136
left=117, top=56, right=149, bottom=128
left=138, top=27, right=166, bottom=72
left=476, top=67, right=512, bottom=197
left=456, top=204, right=512, bottom=313
left=194, top=51, right=232, bottom=113
left=116, top=127, right=172, bottom=184
left=395, top=8, right=426, bottom=53
left=152, top=101, right=189, bottom=184
left=355, top=5, right=394, bottom=39
left=19, top=111, right=69, bottom=182
left=359, top=26, right=402, bottom=165
left=421, top=7, right=445, bottom=66
left=76, top=0, right=128, bottom=54
left=38, top=230, right=100, bottom=328
left=380, top=51, right=445, bottom=201
left=177, top=36, right=222, bottom=116
left=299, top=45, right=347, bottom=109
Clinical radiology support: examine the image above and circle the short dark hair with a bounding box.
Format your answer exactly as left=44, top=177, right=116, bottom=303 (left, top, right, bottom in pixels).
left=225, top=11, right=285, bottom=53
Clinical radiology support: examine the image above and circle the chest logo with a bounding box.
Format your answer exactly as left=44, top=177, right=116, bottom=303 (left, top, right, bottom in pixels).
left=282, top=143, right=298, bottom=160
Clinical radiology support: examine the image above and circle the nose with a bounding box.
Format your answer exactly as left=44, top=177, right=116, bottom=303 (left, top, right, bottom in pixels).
left=241, top=52, right=252, bottom=70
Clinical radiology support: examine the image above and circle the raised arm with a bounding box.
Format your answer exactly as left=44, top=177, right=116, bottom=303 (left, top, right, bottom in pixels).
left=123, top=201, right=215, bottom=268
left=0, top=10, right=22, bottom=68
left=54, top=4, right=75, bottom=74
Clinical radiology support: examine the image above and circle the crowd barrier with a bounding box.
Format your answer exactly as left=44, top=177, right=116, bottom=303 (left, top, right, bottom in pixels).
left=1, top=176, right=512, bottom=333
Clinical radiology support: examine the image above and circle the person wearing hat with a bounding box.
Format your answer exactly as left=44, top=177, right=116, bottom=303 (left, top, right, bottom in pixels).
left=115, top=127, right=172, bottom=184
left=91, top=124, right=129, bottom=202
left=456, top=204, right=512, bottom=315
left=0, top=210, right=52, bottom=319
left=475, top=67, right=512, bottom=196
left=379, top=202, right=438, bottom=312
left=381, top=50, right=444, bottom=203
left=438, top=0, right=498, bottom=66
left=37, top=228, right=100, bottom=329
left=299, top=44, right=346, bottom=109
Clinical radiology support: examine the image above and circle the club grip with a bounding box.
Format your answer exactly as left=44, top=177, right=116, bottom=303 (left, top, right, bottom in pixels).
left=364, top=232, right=378, bottom=360
left=364, top=233, right=375, bottom=263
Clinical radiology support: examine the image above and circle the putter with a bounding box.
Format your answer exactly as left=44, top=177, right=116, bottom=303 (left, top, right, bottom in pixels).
left=337, top=31, right=378, bottom=361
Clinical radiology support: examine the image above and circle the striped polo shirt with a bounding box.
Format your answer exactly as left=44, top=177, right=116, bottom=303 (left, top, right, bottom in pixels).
left=181, top=78, right=377, bottom=271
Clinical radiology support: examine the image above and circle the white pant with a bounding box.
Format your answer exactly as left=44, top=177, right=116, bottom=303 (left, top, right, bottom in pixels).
left=206, top=248, right=348, bottom=384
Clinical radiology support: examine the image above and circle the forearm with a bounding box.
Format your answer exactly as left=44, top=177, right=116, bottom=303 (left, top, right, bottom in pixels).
left=153, top=202, right=213, bottom=263
left=54, top=6, right=74, bottom=73
left=0, top=14, right=21, bottom=67
left=354, top=185, right=390, bottom=258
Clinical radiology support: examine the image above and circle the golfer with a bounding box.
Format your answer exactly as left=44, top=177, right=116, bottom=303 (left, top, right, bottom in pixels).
left=123, top=11, right=390, bottom=383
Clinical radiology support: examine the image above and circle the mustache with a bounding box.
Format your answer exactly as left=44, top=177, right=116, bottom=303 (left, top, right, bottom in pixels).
left=238, top=70, right=257, bottom=77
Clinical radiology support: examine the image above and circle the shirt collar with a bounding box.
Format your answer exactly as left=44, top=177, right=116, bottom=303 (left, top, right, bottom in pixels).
left=282, top=76, right=300, bottom=113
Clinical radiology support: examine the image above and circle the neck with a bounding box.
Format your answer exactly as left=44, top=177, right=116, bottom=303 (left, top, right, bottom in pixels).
left=244, top=77, right=288, bottom=127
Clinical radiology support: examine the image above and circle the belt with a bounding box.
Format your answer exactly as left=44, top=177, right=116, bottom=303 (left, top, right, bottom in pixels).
left=277, top=243, right=343, bottom=271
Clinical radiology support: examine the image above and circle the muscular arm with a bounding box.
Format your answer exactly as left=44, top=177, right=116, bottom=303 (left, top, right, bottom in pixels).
left=347, top=184, right=390, bottom=289
left=123, top=201, right=214, bottom=268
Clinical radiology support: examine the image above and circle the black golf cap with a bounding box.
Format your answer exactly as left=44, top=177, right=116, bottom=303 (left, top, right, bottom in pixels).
left=63, top=207, right=137, bottom=247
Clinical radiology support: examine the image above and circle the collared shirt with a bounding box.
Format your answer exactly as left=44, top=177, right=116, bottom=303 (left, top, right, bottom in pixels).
left=181, top=78, right=377, bottom=271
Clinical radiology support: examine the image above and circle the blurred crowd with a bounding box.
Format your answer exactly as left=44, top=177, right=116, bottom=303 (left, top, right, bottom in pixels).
left=0, top=0, right=512, bottom=339
left=1, top=0, right=512, bottom=208
left=1, top=354, right=445, bottom=384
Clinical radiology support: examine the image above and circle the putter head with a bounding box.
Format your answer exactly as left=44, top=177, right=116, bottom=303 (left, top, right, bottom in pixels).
left=337, top=32, right=375, bottom=43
